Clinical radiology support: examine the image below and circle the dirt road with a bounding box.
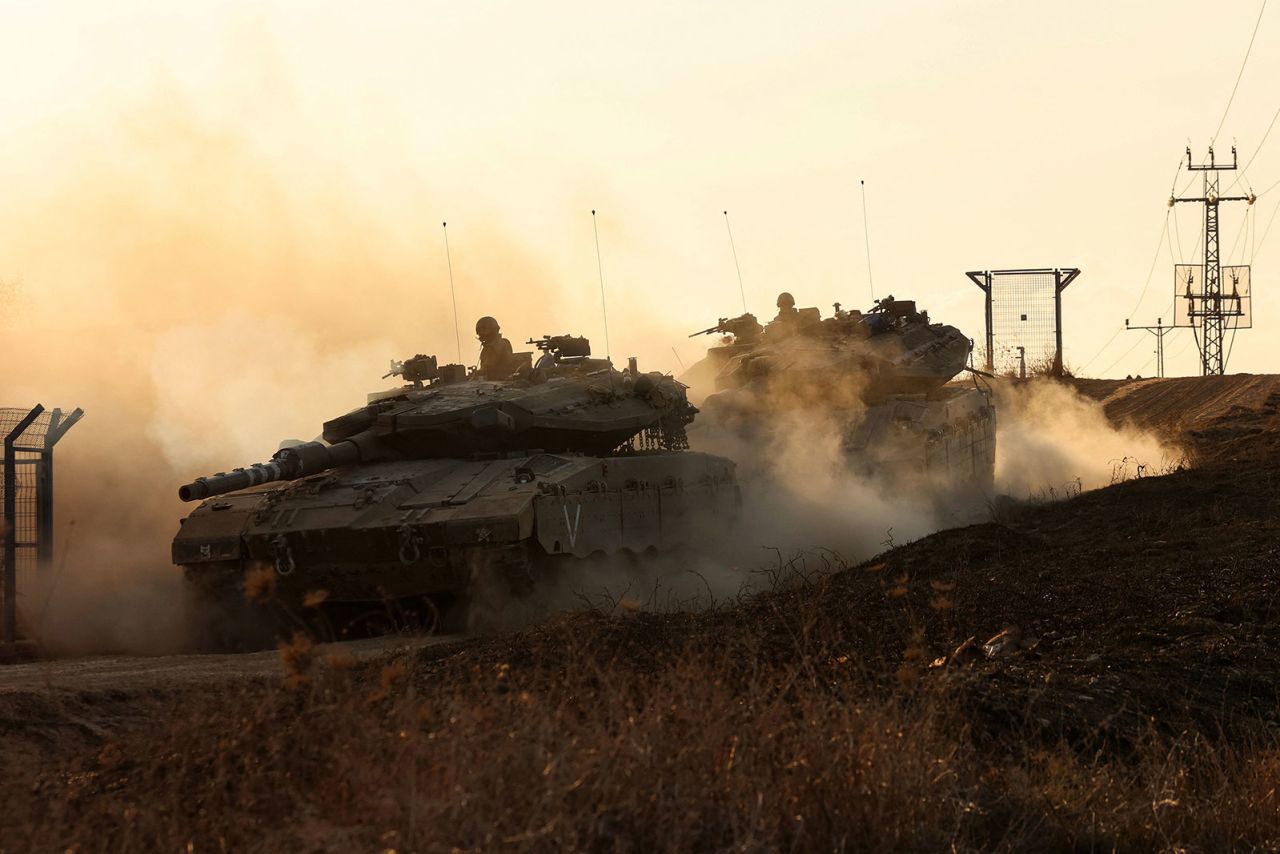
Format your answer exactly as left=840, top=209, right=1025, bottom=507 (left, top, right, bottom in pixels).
left=0, top=634, right=462, bottom=694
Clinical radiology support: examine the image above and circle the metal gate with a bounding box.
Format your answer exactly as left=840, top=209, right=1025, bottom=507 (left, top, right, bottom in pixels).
left=1, top=405, right=82, bottom=646
left=966, top=268, right=1080, bottom=376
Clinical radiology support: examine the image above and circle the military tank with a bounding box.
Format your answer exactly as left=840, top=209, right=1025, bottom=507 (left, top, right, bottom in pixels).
left=173, top=335, right=739, bottom=638
left=686, top=296, right=996, bottom=490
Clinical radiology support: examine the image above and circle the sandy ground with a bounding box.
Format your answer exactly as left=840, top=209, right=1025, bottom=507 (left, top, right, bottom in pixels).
left=0, top=634, right=461, bottom=694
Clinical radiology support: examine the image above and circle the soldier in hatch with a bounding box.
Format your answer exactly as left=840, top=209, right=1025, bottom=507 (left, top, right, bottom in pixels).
left=475, top=315, right=516, bottom=379
left=773, top=291, right=799, bottom=324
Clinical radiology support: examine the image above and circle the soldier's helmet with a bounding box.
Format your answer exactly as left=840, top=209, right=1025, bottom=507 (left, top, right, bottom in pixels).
left=776, top=292, right=796, bottom=309
left=475, top=316, right=500, bottom=340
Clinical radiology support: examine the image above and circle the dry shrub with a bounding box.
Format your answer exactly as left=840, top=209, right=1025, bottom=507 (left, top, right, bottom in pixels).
left=995, top=737, right=1280, bottom=849
left=242, top=563, right=277, bottom=603
left=277, top=631, right=315, bottom=690
left=6, top=620, right=1280, bottom=853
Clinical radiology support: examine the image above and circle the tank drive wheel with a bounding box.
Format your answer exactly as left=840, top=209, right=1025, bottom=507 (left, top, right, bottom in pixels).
left=336, top=607, right=398, bottom=640
left=327, top=594, right=444, bottom=640
left=399, top=594, right=443, bottom=635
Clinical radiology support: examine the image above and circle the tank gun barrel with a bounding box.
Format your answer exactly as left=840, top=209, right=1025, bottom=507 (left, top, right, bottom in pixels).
left=178, top=439, right=365, bottom=502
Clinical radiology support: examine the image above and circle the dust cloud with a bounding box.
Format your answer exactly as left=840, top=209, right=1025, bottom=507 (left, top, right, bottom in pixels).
left=676, top=359, right=958, bottom=588
left=0, top=91, right=576, bottom=655
left=991, top=379, right=1182, bottom=497
left=0, top=88, right=1183, bottom=652
left=668, top=349, right=1183, bottom=600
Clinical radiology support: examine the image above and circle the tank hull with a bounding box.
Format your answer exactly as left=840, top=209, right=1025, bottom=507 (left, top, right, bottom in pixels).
left=696, top=385, right=995, bottom=491
left=174, top=450, right=740, bottom=605
left=843, top=386, right=996, bottom=490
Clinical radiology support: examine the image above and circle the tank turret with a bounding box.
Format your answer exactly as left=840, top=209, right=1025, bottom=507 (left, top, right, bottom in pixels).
left=179, top=354, right=699, bottom=502
left=684, top=296, right=995, bottom=491
left=693, top=296, right=971, bottom=402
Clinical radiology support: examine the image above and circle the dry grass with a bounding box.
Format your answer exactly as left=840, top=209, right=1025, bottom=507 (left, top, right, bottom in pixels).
left=5, top=607, right=1279, bottom=853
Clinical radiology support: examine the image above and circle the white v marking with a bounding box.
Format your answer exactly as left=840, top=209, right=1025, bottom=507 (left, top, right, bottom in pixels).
left=563, top=504, right=582, bottom=548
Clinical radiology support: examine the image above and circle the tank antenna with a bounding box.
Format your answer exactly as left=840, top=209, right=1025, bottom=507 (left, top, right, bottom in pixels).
left=723, top=210, right=748, bottom=313
left=860, top=180, right=876, bottom=301
left=591, top=209, right=612, bottom=364
left=442, top=221, right=461, bottom=363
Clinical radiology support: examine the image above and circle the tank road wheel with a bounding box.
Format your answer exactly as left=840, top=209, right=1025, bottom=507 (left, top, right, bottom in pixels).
left=338, top=607, right=399, bottom=640
left=400, top=594, right=443, bottom=635
left=325, top=594, right=444, bottom=641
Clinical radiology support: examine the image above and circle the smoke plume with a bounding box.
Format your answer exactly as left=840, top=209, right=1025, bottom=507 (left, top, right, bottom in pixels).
left=0, top=85, right=1182, bottom=652
left=991, top=379, right=1181, bottom=496
left=0, top=92, right=575, bottom=654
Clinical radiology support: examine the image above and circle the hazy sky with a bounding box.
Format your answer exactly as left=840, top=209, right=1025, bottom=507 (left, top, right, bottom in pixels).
left=2, top=0, right=1279, bottom=381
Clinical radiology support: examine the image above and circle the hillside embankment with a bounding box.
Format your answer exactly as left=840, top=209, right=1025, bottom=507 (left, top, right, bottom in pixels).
left=1069, top=373, right=1280, bottom=464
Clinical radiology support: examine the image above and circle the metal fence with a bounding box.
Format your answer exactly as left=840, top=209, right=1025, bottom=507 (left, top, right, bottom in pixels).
left=1, top=405, right=82, bottom=645
left=966, top=268, right=1080, bottom=376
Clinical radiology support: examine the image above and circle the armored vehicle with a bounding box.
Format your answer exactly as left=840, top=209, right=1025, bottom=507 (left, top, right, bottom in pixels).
left=173, top=336, right=739, bottom=637
left=686, top=296, right=996, bottom=490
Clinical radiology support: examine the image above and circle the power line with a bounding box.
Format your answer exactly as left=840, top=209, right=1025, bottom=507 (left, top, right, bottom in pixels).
left=1100, top=299, right=1175, bottom=377
left=1252, top=194, right=1280, bottom=259
left=1168, top=333, right=1196, bottom=362
left=1084, top=155, right=1186, bottom=375
left=1211, top=0, right=1269, bottom=146
left=1170, top=153, right=1185, bottom=194
left=1099, top=333, right=1150, bottom=377
left=1078, top=212, right=1169, bottom=372
left=1226, top=202, right=1252, bottom=263
left=1226, top=98, right=1280, bottom=192
left=1163, top=315, right=1198, bottom=375
left=1257, top=174, right=1280, bottom=197
left=1253, top=195, right=1259, bottom=259
left=1138, top=352, right=1157, bottom=378
left=1189, top=225, right=1205, bottom=265
left=1225, top=319, right=1242, bottom=367
left=1127, top=210, right=1170, bottom=319
left=1172, top=202, right=1187, bottom=262
left=1175, top=170, right=1201, bottom=198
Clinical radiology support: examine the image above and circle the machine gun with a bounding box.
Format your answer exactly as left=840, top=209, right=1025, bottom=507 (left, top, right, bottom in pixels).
left=383, top=354, right=439, bottom=382
left=688, top=312, right=762, bottom=343
left=527, top=335, right=592, bottom=361
left=382, top=354, right=467, bottom=386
